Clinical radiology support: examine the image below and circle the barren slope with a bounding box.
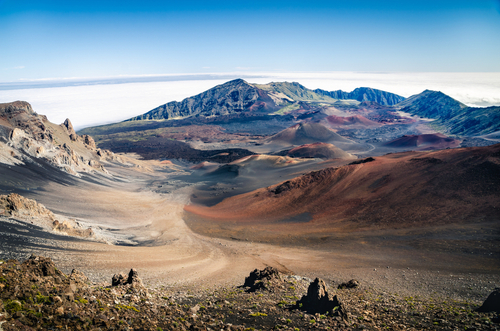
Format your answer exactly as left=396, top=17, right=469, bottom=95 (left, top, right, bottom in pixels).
left=185, top=144, right=500, bottom=239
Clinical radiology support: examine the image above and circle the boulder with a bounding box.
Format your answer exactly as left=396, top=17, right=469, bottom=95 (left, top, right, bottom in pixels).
left=477, top=288, right=500, bottom=313
left=242, top=266, right=282, bottom=292
left=296, top=278, right=345, bottom=317
left=338, top=279, right=359, bottom=289
left=111, top=269, right=144, bottom=288
left=111, top=273, right=128, bottom=286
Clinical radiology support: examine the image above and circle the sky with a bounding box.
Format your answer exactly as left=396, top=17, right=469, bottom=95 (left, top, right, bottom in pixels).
left=1, top=0, right=500, bottom=81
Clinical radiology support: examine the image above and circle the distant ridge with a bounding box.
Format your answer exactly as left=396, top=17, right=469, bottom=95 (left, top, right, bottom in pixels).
left=314, top=87, right=405, bottom=106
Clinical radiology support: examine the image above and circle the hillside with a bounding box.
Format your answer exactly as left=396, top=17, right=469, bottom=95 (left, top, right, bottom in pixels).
left=286, top=142, right=355, bottom=160
left=127, top=79, right=278, bottom=121
left=0, top=101, right=111, bottom=177
left=383, top=133, right=461, bottom=150
left=267, top=122, right=352, bottom=145
left=185, top=144, right=500, bottom=239
left=397, top=90, right=500, bottom=136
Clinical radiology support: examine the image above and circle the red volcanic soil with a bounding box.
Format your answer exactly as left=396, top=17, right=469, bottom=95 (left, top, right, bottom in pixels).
left=384, top=134, right=461, bottom=150
left=185, top=144, right=500, bottom=239
left=287, top=142, right=354, bottom=159
left=324, top=115, right=380, bottom=127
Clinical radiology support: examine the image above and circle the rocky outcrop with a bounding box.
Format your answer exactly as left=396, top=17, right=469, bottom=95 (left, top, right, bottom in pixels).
left=0, top=193, right=95, bottom=239
left=112, top=268, right=145, bottom=289
left=296, top=278, right=345, bottom=317
left=242, top=267, right=283, bottom=292
left=0, top=193, right=54, bottom=220
left=61, top=118, right=77, bottom=141
left=0, top=101, right=110, bottom=176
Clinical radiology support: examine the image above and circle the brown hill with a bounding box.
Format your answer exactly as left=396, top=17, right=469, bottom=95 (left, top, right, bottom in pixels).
left=324, top=115, right=380, bottom=128
left=384, top=133, right=461, bottom=150
left=185, top=144, right=500, bottom=239
left=267, top=122, right=352, bottom=146
left=287, top=143, right=355, bottom=160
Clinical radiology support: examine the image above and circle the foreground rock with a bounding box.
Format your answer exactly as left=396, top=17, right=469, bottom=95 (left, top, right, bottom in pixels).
left=295, top=278, right=345, bottom=318
left=477, top=288, right=500, bottom=313
left=242, top=266, right=283, bottom=292
left=0, top=257, right=498, bottom=330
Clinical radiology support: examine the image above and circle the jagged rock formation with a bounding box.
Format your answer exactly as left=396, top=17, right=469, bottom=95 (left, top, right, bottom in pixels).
left=0, top=101, right=118, bottom=176
left=314, top=87, right=405, bottom=106
left=296, top=278, right=345, bottom=316
left=112, top=269, right=145, bottom=290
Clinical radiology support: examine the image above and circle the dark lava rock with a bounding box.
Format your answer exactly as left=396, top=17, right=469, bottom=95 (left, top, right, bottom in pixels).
left=296, top=278, right=345, bottom=317
left=349, top=157, right=375, bottom=165
left=338, top=279, right=359, bottom=289
left=22, top=254, right=63, bottom=278
left=112, top=268, right=144, bottom=288
left=477, top=288, right=500, bottom=313
left=111, top=272, right=127, bottom=286
left=242, top=266, right=282, bottom=292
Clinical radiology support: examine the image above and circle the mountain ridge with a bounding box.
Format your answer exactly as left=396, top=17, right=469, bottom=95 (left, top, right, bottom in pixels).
left=126, top=79, right=406, bottom=122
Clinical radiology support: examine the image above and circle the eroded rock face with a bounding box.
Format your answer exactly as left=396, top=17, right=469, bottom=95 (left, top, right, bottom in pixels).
left=0, top=193, right=95, bottom=239
left=0, top=193, right=55, bottom=220
left=296, top=278, right=345, bottom=317
left=0, top=101, right=110, bottom=176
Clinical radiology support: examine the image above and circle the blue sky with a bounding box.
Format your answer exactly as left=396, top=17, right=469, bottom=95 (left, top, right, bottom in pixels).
left=1, top=0, right=500, bottom=81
